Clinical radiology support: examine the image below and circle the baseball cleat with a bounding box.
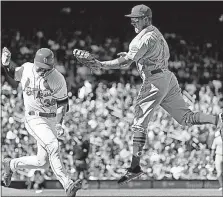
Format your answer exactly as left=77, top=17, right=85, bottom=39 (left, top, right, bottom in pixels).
left=3, top=158, right=13, bottom=187
left=117, top=166, right=144, bottom=185
left=66, top=179, right=82, bottom=197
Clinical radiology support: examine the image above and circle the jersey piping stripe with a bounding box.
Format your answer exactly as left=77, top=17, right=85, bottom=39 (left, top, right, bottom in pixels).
left=54, top=95, right=68, bottom=101
left=43, top=68, right=55, bottom=78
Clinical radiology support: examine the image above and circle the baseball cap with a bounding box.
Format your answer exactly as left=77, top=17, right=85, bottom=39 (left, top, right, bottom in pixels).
left=125, top=4, right=152, bottom=18
left=34, top=48, right=55, bottom=69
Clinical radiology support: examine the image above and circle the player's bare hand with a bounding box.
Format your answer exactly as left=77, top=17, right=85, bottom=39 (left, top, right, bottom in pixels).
left=1, top=47, right=11, bottom=66
left=117, top=52, right=127, bottom=57
left=56, top=123, right=65, bottom=139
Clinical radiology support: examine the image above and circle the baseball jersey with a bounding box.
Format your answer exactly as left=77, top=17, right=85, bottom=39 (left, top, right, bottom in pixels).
left=211, top=135, right=223, bottom=155
left=14, top=62, right=68, bottom=114
left=126, top=25, right=170, bottom=80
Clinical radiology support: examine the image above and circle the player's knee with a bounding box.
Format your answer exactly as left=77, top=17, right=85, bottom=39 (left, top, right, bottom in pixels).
left=42, top=161, right=50, bottom=169
left=37, top=158, right=49, bottom=169
left=45, top=140, right=59, bottom=155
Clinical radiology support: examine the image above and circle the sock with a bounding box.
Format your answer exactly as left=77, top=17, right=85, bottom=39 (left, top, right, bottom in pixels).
left=188, top=112, right=217, bottom=125
left=130, top=132, right=146, bottom=170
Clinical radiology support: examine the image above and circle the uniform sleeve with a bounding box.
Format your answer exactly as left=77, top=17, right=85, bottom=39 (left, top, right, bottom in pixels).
left=53, top=73, right=68, bottom=101
left=126, top=36, right=157, bottom=61
left=14, top=63, right=28, bottom=81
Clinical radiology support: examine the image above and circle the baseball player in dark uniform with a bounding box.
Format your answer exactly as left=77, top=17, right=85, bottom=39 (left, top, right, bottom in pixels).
left=74, top=4, right=223, bottom=185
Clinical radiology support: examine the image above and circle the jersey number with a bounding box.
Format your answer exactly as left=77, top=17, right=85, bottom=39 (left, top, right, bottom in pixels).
left=43, top=98, right=56, bottom=107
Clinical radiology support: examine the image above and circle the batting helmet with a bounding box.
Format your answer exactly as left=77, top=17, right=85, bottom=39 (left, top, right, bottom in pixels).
left=34, top=48, right=55, bottom=69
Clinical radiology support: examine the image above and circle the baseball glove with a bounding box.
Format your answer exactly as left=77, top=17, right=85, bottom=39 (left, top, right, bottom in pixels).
left=73, top=49, right=101, bottom=72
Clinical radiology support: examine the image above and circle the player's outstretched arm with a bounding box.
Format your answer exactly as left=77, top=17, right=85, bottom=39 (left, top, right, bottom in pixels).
left=73, top=49, right=133, bottom=71
left=99, top=52, right=133, bottom=70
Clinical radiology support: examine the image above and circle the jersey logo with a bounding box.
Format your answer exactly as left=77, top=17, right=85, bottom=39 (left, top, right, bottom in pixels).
left=38, top=79, right=55, bottom=107
left=43, top=79, right=53, bottom=93
left=23, top=78, right=56, bottom=107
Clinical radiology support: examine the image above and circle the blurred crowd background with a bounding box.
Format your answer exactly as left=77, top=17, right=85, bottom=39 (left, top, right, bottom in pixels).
left=1, top=1, right=223, bottom=187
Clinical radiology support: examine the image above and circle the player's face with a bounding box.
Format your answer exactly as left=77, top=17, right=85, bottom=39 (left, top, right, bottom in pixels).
left=130, top=17, right=147, bottom=34
left=35, top=66, right=51, bottom=76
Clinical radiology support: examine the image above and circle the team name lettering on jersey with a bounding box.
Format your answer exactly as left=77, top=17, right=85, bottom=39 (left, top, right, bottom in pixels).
left=15, top=62, right=68, bottom=113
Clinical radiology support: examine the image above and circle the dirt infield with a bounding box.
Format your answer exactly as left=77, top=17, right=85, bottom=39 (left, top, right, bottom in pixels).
left=1, top=186, right=222, bottom=197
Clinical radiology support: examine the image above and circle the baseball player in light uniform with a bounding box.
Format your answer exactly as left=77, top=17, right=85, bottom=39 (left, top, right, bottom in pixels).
left=2, top=47, right=81, bottom=197
left=211, top=131, right=223, bottom=190
left=74, top=4, right=223, bottom=184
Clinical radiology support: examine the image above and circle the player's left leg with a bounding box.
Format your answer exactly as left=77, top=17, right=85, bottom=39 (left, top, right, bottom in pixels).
left=161, top=72, right=222, bottom=130
left=24, top=117, right=82, bottom=196
left=3, top=142, right=49, bottom=187
left=215, top=154, right=223, bottom=190
left=10, top=142, right=49, bottom=170
left=118, top=76, right=170, bottom=185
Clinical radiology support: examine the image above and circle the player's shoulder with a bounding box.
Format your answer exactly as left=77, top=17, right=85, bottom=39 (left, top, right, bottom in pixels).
left=20, top=62, right=34, bottom=72
left=142, top=26, right=159, bottom=43
left=47, top=68, right=66, bottom=82
left=52, top=68, right=65, bottom=78
left=21, top=62, right=34, bottom=68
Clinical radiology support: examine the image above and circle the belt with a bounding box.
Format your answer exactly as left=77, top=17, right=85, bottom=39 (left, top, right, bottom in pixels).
left=28, top=111, right=56, bottom=117
left=151, top=68, right=163, bottom=75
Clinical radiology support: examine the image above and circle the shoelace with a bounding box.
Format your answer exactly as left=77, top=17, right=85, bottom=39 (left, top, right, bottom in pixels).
left=124, top=168, right=134, bottom=177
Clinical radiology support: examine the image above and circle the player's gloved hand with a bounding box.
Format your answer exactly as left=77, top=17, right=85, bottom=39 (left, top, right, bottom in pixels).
left=73, top=49, right=102, bottom=72
left=56, top=123, right=65, bottom=139
left=1, top=47, right=11, bottom=66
